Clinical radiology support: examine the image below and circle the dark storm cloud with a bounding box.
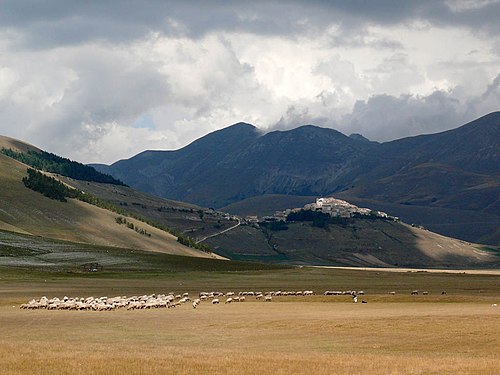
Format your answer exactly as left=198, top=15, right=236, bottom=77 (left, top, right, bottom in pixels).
left=1, top=0, right=499, bottom=49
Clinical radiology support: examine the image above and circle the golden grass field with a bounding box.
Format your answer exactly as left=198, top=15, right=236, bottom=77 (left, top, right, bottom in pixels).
left=1, top=267, right=499, bottom=374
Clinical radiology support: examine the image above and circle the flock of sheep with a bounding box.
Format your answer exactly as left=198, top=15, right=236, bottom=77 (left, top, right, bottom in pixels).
left=19, top=290, right=316, bottom=311
left=19, top=288, right=438, bottom=311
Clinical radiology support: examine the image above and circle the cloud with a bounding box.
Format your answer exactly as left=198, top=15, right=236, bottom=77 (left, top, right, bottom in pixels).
left=1, top=1, right=499, bottom=51
left=339, top=75, right=500, bottom=141
left=0, top=1, right=498, bottom=164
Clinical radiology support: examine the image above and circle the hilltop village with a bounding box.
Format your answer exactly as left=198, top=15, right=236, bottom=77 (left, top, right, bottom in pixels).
left=244, top=197, right=396, bottom=224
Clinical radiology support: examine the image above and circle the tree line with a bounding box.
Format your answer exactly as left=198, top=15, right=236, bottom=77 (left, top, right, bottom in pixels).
left=2, top=148, right=126, bottom=186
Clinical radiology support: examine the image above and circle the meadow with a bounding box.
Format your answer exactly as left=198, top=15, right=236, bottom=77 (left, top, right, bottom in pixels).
left=1, top=265, right=499, bottom=374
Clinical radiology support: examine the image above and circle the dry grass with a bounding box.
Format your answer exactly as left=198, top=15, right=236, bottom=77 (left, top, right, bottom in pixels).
left=1, top=299, right=499, bottom=374
left=0, top=154, right=209, bottom=258
left=1, top=267, right=499, bottom=374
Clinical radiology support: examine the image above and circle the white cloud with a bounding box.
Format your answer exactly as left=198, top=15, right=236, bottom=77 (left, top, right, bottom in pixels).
left=0, top=2, right=498, bottom=164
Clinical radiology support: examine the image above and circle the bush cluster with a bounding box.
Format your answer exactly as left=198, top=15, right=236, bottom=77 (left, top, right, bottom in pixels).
left=22, top=168, right=78, bottom=202
left=115, top=216, right=151, bottom=237
left=286, top=209, right=351, bottom=228
left=176, top=233, right=213, bottom=253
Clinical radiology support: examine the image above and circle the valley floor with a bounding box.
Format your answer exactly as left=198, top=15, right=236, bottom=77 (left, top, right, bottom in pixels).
left=313, top=266, right=500, bottom=275
left=2, top=301, right=499, bottom=375
left=1, top=267, right=499, bottom=374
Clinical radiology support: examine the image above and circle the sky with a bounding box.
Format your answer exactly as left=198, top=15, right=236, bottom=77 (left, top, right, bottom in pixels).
left=0, top=0, right=498, bottom=164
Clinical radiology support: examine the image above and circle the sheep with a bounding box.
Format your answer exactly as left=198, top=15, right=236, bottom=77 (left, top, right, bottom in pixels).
left=411, top=290, right=419, bottom=295
left=422, top=291, right=429, bottom=295
left=127, top=302, right=140, bottom=310
left=25, top=287, right=309, bottom=312
left=388, top=291, right=396, bottom=295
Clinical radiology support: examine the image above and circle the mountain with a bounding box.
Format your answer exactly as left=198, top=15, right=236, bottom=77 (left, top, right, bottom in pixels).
left=95, top=112, right=499, bottom=245
left=2, top=134, right=498, bottom=268
left=0, top=136, right=217, bottom=259
left=93, top=122, right=380, bottom=207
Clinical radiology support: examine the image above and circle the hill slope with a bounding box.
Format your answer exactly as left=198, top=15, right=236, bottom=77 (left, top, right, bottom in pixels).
left=203, top=219, right=498, bottom=268
left=0, top=147, right=215, bottom=259
left=95, top=112, right=499, bottom=244
left=47, top=176, right=500, bottom=269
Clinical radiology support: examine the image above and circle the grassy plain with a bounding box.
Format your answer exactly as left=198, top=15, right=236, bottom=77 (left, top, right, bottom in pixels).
left=1, top=266, right=499, bottom=374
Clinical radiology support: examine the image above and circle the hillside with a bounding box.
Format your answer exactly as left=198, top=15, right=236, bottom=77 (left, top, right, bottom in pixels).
left=203, top=219, right=498, bottom=268
left=39, top=171, right=498, bottom=269
left=0, top=147, right=217, bottom=259
left=0, top=135, right=41, bottom=153
left=95, top=112, right=500, bottom=245
left=221, top=194, right=317, bottom=217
